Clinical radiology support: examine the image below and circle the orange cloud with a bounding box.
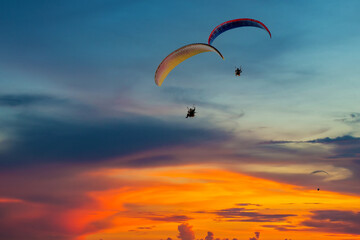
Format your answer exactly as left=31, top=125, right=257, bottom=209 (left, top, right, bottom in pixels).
left=1, top=162, right=359, bottom=240
left=85, top=165, right=360, bottom=240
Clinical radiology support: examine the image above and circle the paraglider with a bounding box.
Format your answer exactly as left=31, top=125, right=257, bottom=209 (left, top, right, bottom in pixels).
left=208, top=18, right=271, bottom=45
left=311, top=170, right=329, bottom=175
left=310, top=170, right=329, bottom=191
left=154, top=18, right=272, bottom=118
left=186, top=106, right=196, bottom=118
left=155, top=43, right=224, bottom=86
left=235, top=66, right=242, bottom=76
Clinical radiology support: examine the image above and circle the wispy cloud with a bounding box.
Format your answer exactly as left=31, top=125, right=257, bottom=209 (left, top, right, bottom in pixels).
left=337, top=113, right=360, bottom=124
left=236, top=203, right=262, bottom=207
left=262, top=224, right=299, bottom=232
left=148, top=215, right=192, bottom=222
left=0, top=94, right=63, bottom=107
left=301, top=210, right=360, bottom=235
left=261, top=135, right=360, bottom=145
left=0, top=114, right=230, bottom=168
left=200, top=207, right=296, bottom=223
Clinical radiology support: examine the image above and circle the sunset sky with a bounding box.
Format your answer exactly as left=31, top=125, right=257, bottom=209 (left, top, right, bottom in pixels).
left=1, top=1, right=360, bottom=240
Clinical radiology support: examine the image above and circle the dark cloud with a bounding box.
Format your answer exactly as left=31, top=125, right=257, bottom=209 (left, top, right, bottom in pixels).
left=338, top=113, right=360, bottom=124
left=301, top=210, right=360, bottom=235
left=261, top=224, right=298, bottom=231
left=307, top=135, right=360, bottom=160
left=236, top=203, right=262, bottom=207
left=306, top=135, right=360, bottom=145
left=137, top=226, right=154, bottom=230
left=129, top=226, right=155, bottom=232
left=349, top=113, right=360, bottom=122
left=202, top=207, right=296, bottom=223
left=248, top=231, right=260, bottom=240
left=119, top=205, right=193, bottom=223
left=262, top=135, right=360, bottom=145
left=177, top=223, right=195, bottom=240
left=148, top=215, right=192, bottom=223
left=0, top=94, right=63, bottom=107
left=262, top=135, right=360, bottom=152
left=205, top=231, right=214, bottom=240
left=0, top=114, right=230, bottom=168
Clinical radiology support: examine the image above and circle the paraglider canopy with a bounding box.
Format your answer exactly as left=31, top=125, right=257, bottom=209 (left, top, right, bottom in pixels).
left=208, top=18, right=271, bottom=45
left=311, top=170, right=329, bottom=192
left=155, top=43, right=224, bottom=86
left=311, top=170, right=329, bottom=175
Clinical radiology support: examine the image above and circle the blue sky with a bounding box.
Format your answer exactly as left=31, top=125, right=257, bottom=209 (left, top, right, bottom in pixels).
left=2, top=1, right=360, bottom=131
left=1, top=0, right=360, bottom=183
